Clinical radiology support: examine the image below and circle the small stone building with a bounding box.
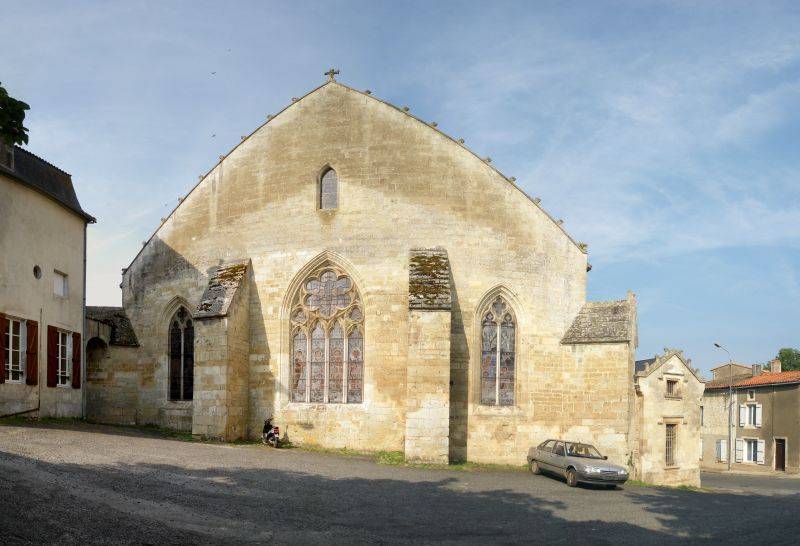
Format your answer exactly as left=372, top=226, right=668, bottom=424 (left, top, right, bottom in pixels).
left=0, top=143, right=94, bottom=417
left=633, top=349, right=704, bottom=486
left=85, top=75, right=653, bottom=467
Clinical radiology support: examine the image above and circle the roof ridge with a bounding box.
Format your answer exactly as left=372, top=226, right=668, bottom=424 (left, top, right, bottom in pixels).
left=13, top=145, right=72, bottom=178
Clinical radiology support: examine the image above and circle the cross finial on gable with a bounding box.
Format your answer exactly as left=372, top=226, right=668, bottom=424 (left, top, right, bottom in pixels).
left=325, top=68, right=340, bottom=81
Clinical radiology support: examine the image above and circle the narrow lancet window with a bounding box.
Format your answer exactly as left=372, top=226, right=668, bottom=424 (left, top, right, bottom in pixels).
left=168, top=306, right=194, bottom=401
left=320, top=168, right=338, bottom=209
left=479, top=296, right=516, bottom=406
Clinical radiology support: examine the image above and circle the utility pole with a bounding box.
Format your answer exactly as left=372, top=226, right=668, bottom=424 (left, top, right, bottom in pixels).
left=714, top=342, right=733, bottom=471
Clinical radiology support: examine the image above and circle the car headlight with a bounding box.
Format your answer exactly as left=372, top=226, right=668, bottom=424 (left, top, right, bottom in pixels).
left=584, top=466, right=603, bottom=473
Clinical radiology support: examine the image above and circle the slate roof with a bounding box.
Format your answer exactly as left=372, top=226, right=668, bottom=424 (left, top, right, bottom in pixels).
left=635, top=358, right=656, bottom=375
left=561, top=300, right=634, bottom=344
left=195, top=259, right=250, bottom=319
left=0, top=145, right=95, bottom=222
left=85, top=306, right=139, bottom=346
left=408, top=248, right=451, bottom=311
left=705, top=370, right=800, bottom=390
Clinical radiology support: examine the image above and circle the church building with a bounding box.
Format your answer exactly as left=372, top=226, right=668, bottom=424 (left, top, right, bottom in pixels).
left=85, top=73, right=644, bottom=467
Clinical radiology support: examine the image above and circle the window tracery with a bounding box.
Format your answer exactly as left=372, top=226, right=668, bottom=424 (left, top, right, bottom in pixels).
left=290, top=266, right=363, bottom=403
left=480, top=296, right=515, bottom=406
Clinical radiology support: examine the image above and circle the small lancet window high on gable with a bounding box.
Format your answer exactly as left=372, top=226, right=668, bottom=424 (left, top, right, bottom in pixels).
left=319, top=168, right=338, bottom=210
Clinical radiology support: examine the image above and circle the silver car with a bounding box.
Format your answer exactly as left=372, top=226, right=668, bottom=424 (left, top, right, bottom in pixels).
left=527, top=439, right=629, bottom=488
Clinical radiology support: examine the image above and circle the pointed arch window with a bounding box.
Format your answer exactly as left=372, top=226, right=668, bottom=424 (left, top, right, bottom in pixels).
left=290, top=266, right=363, bottom=403
left=480, top=296, right=515, bottom=406
left=319, top=168, right=338, bottom=210
left=169, top=307, right=194, bottom=401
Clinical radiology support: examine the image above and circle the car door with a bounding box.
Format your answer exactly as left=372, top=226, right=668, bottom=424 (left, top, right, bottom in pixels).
left=537, top=440, right=555, bottom=470
left=551, top=441, right=567, bottom=477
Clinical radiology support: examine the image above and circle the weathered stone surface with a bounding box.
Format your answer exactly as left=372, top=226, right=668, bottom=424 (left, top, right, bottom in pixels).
left=561, top=299, right=634, bottom=345
left=194, top=260, right=249, bottom=319
left=86, top=306, right=140, bottom=346
left=409, top=248, right=451, bottom=311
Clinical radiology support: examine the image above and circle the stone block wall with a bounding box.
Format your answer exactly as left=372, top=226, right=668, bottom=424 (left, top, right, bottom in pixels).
left=405, top=310, right=451, bottom=463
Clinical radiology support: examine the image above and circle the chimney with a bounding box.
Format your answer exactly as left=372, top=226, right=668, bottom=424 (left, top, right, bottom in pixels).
left=752, top=364, right=762, bottom=376
left=770, top=358, right=782, bottom=374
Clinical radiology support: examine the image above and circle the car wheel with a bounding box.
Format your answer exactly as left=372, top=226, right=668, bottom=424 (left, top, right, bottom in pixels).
left=529, top=460, right=541, bottom=475
left=566, top=469, right=578, bottom=487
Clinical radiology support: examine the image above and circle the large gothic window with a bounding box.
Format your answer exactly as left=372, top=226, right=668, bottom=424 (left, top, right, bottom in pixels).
left=169, top=307, right=194, bottom=401
left=290, top=267, right=363, bottom=403
left=479, top=296, right=516, bottom=406
left=319, top=168, right=338, bottom=210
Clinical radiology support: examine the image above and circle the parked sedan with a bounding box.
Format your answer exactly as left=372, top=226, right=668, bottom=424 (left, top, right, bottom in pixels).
left=527, top=439, right=629, bottom=488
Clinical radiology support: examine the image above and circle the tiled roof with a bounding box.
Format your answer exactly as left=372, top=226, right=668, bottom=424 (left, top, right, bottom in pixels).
left=408, top=248, right=451, bottom=311
left=733, top=371, right=800, bottom=388
left=0, top=145, right=94, bottom=222
left=561, top=299, right=634, bottom=344
left=635, top=358, right=656, bottom=374
left=195, top=259, right=249, bottom=319
left=705, top=370, right=800, bottom=390
left=85, top=306, right=139, bottom=346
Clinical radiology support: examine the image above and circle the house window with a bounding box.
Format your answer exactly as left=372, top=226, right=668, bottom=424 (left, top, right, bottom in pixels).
left=4, top=317, right=25, bottom=382
left=700, top=405, right=704, bottom=426
left=715, top=439, right=728, bottom=462
left=748, top=404, right=757, bottom=426
left=168, top=307, right=194, bottom=401
left=480, top=296, right=516, bottom=406
left=666, top=379, right=680, bottom=398
left=319, top=168, right=338, bottom=209
left=748, top=390, right=755, bottom=400
left=746, top=439, right=758, bottom=463
left=56, top=330, right=71, bottom=386
left=665, top=424, right=677, bottom=466
left=54, top=271, right=69, bottom=297
left=740, top=402, right=762, bottom=428
left=290, top=266, right=363, bottom=403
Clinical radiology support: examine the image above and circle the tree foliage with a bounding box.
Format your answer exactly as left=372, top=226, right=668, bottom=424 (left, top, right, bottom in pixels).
left=0, top=82, right=30, bottom=146
left=777, top=348, right=800, bottom=371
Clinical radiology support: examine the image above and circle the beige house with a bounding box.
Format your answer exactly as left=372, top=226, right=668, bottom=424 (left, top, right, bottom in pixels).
left=0, top=143, right=94, bottom=417
left=633, top=350, right=704, bottom=486
left=84, top=75, right=670, bottom=469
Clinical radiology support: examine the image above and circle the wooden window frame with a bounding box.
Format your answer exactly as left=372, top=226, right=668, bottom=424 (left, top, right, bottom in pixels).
left=56, top=330, right=71, bottom=387
left=53, top=270, right=69, bottom=298
left=4, top=316, right=25, bottom=383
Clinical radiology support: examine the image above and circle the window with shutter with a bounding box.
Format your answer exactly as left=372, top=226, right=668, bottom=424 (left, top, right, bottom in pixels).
left=735, top=438, right=744, bottom=462
left=756, top=439, right=765, bottom=464
left=739, top=404, right=746, bottom=427
left=3, top=316, right=26, bottom=383
left=755, top=404, right=762, bottom=428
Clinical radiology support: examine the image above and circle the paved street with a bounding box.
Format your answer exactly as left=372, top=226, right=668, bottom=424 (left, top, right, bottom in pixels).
left=1, top=421, right=799, bottom=544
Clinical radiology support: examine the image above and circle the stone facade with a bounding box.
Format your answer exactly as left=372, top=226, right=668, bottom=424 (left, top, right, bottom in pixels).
left=84, top=78, right=648, bottom=466
left=1, top=145, right=93, bottom=418
left=633, top=350, right=704, bottom=486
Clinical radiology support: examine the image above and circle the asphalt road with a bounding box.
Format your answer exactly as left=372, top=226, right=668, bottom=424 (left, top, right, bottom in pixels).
left=1, top=421, right=799, bottom=544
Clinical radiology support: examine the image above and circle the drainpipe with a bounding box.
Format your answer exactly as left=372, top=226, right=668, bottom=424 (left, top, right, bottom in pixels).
left=81, top=221, right=88, bottom=418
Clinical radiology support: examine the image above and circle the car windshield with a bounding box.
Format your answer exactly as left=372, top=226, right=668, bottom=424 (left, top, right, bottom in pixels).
left=566, top=443, right=603, bottom=459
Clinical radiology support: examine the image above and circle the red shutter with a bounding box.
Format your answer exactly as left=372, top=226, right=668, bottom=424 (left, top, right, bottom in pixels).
left=47, top=326, right=58, bottom=388
left=71, top=332, right=81, bottom=389
left=0, top=314, right=7, bottom=385
left=25, top=320, right=38, bottom=386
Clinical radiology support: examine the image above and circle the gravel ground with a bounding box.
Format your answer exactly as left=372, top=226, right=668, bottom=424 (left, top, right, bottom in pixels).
left=1, top=421, right=799, bottom=544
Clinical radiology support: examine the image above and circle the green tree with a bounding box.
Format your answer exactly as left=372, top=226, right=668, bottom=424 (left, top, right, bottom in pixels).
left=777, top=348, right=800, bottom=371
left=0, top=82, right=30, bottom=146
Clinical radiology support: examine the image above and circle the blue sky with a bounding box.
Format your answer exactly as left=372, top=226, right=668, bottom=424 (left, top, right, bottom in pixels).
left=2, top=1, right=798, bottom=375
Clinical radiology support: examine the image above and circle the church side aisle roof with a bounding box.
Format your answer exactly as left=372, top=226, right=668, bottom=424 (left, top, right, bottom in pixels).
left=85, top=306, right=139, bottom=346
left=561, top=299, right=634, bottom=344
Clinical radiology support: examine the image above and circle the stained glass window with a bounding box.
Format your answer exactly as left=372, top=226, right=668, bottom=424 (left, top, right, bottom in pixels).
left=347, top=328, right=363, bottom=403
left=328, top=323, right=344, bottom=403
left=291, top=330, right=307, bottom=402
left=320, top=168, right=338, bottom=209
left=310, top=324, right=326, bottom=403
left=290, top=266, right=364, bottom=403
left=168, top=307, right=194, bottom=401
left=479, top=297, right=516, bottom=406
